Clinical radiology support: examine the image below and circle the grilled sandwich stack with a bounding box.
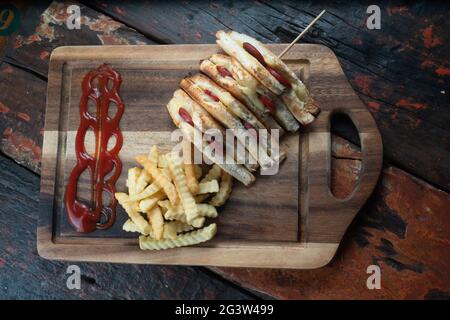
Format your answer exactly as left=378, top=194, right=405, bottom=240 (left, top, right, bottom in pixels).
left=166, top=30, right=320, bottom=186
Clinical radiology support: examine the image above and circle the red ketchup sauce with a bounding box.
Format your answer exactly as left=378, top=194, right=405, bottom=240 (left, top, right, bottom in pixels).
left=64, top=64, right=124, bottom=233
left=266, top=67, right=291, bottom=88
left=178, top=107, right=194, bottom=126
left=259, top=94, right=276, bottom=114
left=243, top=42, right=266, bottom=66
left=242, top=42, right=291, bottom=88
left=216, top=65, right=233, bottom=78
left=203, top=89, right=220, bottom=102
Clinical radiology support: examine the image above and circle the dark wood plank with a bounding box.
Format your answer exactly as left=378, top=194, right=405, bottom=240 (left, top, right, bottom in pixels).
left=84, top=0, right=450, bottom=192
left=0, top=153, right=254, bottom=299
left=213, top=139, right=450, bottom=299
left=0, top=62, right=46, bottom=173
left=5, top=1, right=154, bottom=78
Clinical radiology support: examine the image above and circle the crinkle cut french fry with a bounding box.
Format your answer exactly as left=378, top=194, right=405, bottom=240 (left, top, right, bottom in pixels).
left=123, top=219, right=155, bottom=238
left=120, top=142, right=234, bottom=251
left=164, top=208, right=205, bottom=228
left=182, top=139, right=200, bottom=195
left=115, top=192, right=152, bottom=235
left=162, top=222, right=178, bottom=240
left=139, top=224, right=217, bottom=250
left=139, top=190, right=166, bottom=213
left=185, top=163, right=200, bottom=195
left=197, top=204, right=218, bottom=218
left=195, top=194, right=209, bottom=203
left=162, top=167, right=171, bottom=180
left=162, top=221, right=193, bottom=240
left=157, top=200, right=171, bottom=210
left=164, top=206, right=184, bottom=221
left=147, top=145, right=159, bottom=166
left=158, top=154, right=168, bottom=168
left=164, top=203, right=217, bottom=219
left=147, top=206, right=164, bottom=240
left=198, top=180, right=219, bottom=194
left=129, top=182, right=161, bottom=202
left=122, top=219, right=140, bottom=233
left=202, top=164, right=222, bottom=183
left=209, top=171, right=233, bottom=207
left=195, top=165, right=223, bottom=202
left=135, top=170, right=151, bottom=194
left=172, top=221, right=195, bottom=233
left=191, top=216, right=205, bottom=228
left=127, top=167, right=142, bottom=196
left=136, top=152, right=179, bottom=206
left=167, top=151, right=199, bottom=223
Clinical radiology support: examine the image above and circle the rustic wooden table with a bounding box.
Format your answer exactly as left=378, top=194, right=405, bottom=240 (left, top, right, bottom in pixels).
left=0, top=1, right=448, bottom=299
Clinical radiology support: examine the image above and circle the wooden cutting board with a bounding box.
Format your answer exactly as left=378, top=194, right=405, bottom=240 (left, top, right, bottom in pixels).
left=38, top=44, right=382, bottom=269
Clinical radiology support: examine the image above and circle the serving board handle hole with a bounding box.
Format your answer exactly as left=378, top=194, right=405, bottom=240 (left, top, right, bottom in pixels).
left=329, top=112, right=361, bottom=200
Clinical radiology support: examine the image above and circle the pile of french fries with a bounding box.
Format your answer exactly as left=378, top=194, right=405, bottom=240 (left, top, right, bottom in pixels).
left=115, top=143, right=233, bottom=250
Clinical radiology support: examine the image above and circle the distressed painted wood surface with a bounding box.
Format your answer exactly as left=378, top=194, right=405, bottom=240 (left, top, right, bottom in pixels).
left=0, top=0, right=449, bottom=298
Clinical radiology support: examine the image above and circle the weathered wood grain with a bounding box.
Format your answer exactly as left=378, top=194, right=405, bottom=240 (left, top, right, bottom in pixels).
left=0, top=62, right=46, bottom=173
left=5, top=1, right=154, bottom=78
left=212, top=140, right=450, bottom=299
left=0, top=154, right=254, bottom=299
left=84, top=0, right=450, bottom=192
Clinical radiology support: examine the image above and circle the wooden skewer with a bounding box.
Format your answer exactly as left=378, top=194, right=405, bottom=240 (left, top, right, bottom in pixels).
left=278, top=10, right=326, bottom=59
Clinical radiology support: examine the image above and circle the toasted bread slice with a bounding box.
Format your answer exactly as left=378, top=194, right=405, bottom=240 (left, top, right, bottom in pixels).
left=181, top=76, right=274, bottom=171
left=201, top=55, right=298, bottom=133
left=280, top=88, right=315, bottom=125
left=190, top=73, right=285, bottom=166
left=168, top=89, right=223, bottom=132
left=190, top=74, right=266, bottom=132
left=200, top=57, right=283, bottom=133
left=179, top=122, right=255, bottom=186
left=216, top=30, right=285, bottom=95
left=227, top=31, right=320, bottom=124
left=167, top=90, right=256, bottom=172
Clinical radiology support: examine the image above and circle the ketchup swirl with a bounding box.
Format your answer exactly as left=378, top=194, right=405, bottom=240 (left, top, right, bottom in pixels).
left=64, top=64, right=124, bottom=233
